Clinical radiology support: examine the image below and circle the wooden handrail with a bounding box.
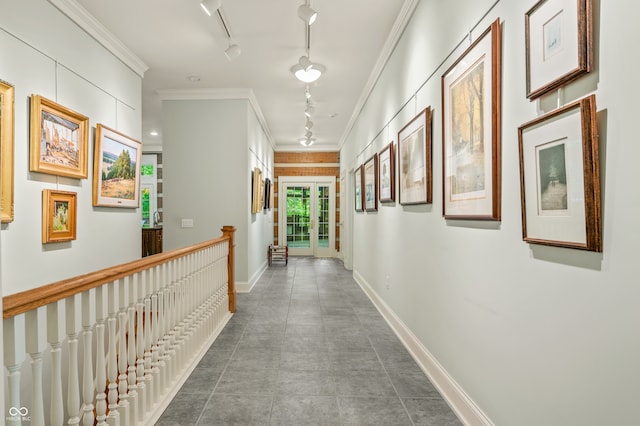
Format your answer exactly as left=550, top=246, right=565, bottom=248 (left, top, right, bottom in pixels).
left=3, top=226, right=236, bottom=319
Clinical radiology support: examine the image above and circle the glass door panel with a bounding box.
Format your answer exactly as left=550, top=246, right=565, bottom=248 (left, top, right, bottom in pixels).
left=286, top=185, right=313, bottom=255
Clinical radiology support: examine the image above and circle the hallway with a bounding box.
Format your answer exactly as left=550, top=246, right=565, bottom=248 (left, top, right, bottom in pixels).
left=157, top=258, right=462, bottom=425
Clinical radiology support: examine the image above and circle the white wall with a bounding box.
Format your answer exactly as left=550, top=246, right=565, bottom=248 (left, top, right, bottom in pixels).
left=247, top=105, right=274, bottom=288
left=162, top=98, right=274, bottom=284
left=0, top=0, right=143, bottom=295
left=342, top=0, right=640, bottom=424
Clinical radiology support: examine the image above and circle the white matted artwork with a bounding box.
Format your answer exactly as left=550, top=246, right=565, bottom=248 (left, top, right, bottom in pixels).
left=518, top=94, right=601, bottom=251
left=525, top=0, right=592, bottom=99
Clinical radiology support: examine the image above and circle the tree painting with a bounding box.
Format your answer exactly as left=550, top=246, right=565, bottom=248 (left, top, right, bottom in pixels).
left=450, top=58, right=485, bottom=196
left=100, top=136, right=138, bottom=200
left=53, top=200, right=69, bottom=231
left=537, top=141, right=568, bottom=211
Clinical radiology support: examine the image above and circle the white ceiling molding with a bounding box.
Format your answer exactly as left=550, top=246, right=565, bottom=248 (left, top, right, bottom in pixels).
left=338, top=0, right=420, bottom=150
left=156, top=88, right=274, bottom=149
left=48, top=0, right=148, bottom=77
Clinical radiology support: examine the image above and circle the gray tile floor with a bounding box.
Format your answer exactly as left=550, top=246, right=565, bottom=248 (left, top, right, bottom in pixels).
left=156, top=257, right=462, bottom=425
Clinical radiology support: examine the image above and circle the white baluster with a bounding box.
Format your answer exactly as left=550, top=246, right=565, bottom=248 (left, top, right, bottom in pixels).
left=26, top=309, right=45, bottom=426
left=144, top=286, right=153, bottom=413
left=118, top=277, right=130, bottom=425
left=94, top=287, right=108, bottom=426
left=47, top=302, right=63, bottom=426
left=127, top=275, right=138, bottom=425
left=106, top=281, right=120, bottom=425
left=136, top=272, right=146, bottom=421
left=81, top=291, right=95, bottom=426
left=66, top=295, right=81, bottom=425
left=156, top=262, right=166, bottom=394
left=150, top=265, right=161, bottom=404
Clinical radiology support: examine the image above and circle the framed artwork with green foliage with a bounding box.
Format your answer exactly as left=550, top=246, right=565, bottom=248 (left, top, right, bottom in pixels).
left=92, top=124, right=142, bottom=208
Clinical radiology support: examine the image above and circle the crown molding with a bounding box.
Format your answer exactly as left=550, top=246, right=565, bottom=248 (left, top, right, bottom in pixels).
left=156, top=88, right=275, bottom=149
left=338, top=0, right=420, bottom=150
left=48, top=0, right=148, bottom=77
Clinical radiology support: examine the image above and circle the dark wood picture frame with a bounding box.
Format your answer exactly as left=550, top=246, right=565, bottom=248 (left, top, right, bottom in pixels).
left=378, top=142, right=395, bottom=203
left=354, top=165, right=364, bottom=212
left=525, top=0, right=593, bottom=100
left=442, top=18, right=501, bottom=220
left=398, top=107, right=433, bottom=205
left=518, top=94, right=601, bottom=251
left=364, top=154, right=378, bottom=212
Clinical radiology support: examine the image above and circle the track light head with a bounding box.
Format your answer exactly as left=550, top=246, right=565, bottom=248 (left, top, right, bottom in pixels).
left=304, top=105, right=315, bottom=118
left=298, top=56, right=313, bottom=72
left=298, top=4, right=317, bottom=25
left=200, top=0, right=222, bottom=16
left=224, top=43, right=241, bottom=61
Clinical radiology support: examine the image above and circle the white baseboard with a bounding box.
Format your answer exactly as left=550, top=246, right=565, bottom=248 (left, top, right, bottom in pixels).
left=353, top=270, right=493, bottom=426
left=237, top=260, right=268, bottom=293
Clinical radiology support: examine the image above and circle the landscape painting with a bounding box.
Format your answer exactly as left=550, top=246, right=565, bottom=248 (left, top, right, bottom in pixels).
left=42, top=189, right=77, bottom=243
left=29, top=95, right=88, bottom=179
left=93, top=124, right=142, bottom=208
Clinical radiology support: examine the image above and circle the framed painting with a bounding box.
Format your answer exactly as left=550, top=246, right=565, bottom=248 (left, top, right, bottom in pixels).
left=42, top=189, right=77, bottom=244
left=92, top=124, right=142, bottom=208
left=251, top=167, right=263, bottom=213
left=264, top=178, right=271, bottom=209
left=364, top=154, right=378, bottom=212
left=378, top=142, right=395, bottom=203
left=354, top=165, right=364, bottom=212
left=1, top=80, right=15, bottom=223
left=398, top=107, right=432, bottom=205
left=518, top=94, right=601, bottom=251
left=525, top=0, right=592, bottom=100
left=442, top=18, right=501, bottom=220
left=30, top=95, right=89, bottom=179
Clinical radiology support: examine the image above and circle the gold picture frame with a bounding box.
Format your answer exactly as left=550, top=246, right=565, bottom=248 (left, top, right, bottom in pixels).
left=1, top=80, right=15, bottom=223
left=92, top=124, right=142, bottom=208
left=30, top=95, right=89, bottom=179
left=42, top=189, right=77, bottom=244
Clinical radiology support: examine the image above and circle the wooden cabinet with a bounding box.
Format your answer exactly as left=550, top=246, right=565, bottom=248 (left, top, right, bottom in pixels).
left=142, top=227, right=163, bottom=257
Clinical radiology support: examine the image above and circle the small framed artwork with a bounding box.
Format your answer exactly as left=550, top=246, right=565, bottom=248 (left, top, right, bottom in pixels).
left=378, top=142, right=395, bottom=203
left=398, top=107, right=432, bottom=205
left=264, top=178, right=271, bottom=209
left=92, top=124, right=142, bottom=208
left=518, top=94, right=601, bottom=251
left=30, top=95, right=89, bottom=179
left=442, top=19, right=501, bottom=220
left=251, top=167, right=263, bottom=213
left=364, top=154, right=378, bottom=212
left=354, top=166, right=364, bottom=212
left=525, top=0, right=592, bottom=100
left=1, top=80, right=15, bottom=223
left=42, top=189, right=77, bottom=244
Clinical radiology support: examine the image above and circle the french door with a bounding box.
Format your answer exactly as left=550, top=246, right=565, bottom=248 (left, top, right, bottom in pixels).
left=279, top=177, right=335, bottom=257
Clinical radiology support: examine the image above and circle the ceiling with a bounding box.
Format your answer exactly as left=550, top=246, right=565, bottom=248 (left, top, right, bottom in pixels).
left=73, top=0, right=414, bottom=151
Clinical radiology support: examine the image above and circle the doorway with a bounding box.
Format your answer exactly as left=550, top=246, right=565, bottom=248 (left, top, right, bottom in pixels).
left=278, top=176, right=335, bottom=257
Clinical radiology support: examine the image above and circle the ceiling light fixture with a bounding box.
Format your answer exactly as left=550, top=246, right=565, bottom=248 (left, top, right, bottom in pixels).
left=305, top=86, right=311, bottom=99
left=291, top=62, right=325, bottom=83
left=297, top=4, right=317, bottom=25
left=225, top=43, right=241, bottom=61
left=200, top=0, right=222, bottom=16
left=305, top=119, right=313, bottom=130
left=304, top=104, right=315, bottom=117
left=299, top=137, right=316, bottom=147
